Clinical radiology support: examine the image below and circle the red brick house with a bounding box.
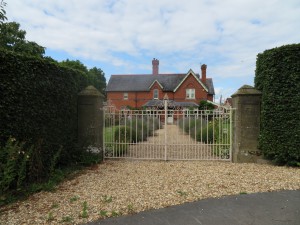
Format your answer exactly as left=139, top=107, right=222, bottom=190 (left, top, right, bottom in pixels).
left=106, top=59, right=215, bottom=110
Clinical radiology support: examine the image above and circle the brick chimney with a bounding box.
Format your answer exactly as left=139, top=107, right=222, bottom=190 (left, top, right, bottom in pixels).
left=152, top=58, right=159, bottom=75
left=201, top=64, right=207, bottom=83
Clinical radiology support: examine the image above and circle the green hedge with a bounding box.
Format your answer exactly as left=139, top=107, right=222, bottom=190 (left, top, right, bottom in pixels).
left=254, top=44, right=300, bottom=166
left=0, top=50, right=88, bottom=179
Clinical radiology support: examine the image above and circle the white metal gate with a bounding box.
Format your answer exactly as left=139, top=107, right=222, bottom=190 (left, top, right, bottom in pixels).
left=103, top=102, right=233, bottom=161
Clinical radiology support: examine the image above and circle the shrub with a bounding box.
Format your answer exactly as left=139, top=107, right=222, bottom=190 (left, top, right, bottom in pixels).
left=0, top=138, right=28, bottom=194
left=0, top=50, right=88, bottom=180
left=113, top=126, right=130, bottom=156
left=254, top=44, right=300, bottom=166
left=129, top=117, right=159, bottom=143
left=178, top=117, right=207, bottom=139
left=196, top=122, right=217, bottom=144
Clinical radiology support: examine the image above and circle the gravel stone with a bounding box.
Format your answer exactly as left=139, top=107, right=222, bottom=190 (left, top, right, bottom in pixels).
left=0, top=160, right=299, bottom=224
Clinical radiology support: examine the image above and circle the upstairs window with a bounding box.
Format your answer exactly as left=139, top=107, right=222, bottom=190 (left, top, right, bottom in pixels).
left=153, top=89, right=159, bottom=99
left=186, top=89, right=195, bottom=99
left=123, top=92, right=128, bottom=100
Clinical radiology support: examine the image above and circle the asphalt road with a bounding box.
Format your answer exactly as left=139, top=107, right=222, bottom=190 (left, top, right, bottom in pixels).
left=85, top=190, right=300, bottom=225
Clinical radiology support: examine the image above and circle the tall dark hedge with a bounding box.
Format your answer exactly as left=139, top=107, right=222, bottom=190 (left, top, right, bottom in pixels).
left=0, top=50, right=88, bottom=174
left=254, top=44, right=300, bottom=165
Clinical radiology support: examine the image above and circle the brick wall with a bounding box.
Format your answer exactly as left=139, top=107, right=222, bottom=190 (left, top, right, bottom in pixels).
left=107, top=74, right=211, bottom=109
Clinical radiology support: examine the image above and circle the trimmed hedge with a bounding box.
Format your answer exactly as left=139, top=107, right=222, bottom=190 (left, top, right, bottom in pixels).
left=254, top=44, right=300, bottom=166
left=0, top=50, right=88, bottom=179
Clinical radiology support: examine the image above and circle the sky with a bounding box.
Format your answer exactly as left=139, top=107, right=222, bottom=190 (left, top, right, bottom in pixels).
left=6, top=0, right=300, bottom=102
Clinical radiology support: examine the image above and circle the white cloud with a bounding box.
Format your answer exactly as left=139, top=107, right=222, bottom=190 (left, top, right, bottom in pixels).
left=6, top=0, right=300, bottom=95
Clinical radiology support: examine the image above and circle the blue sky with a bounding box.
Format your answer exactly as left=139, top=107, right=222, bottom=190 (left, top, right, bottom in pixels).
left=6, top=0, right=300, bottom=102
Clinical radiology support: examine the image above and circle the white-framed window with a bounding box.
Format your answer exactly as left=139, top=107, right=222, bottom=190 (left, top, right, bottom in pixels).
left=153, top=89, right=159, bottom=99
left=186, top=89, right=195, bottom=99
left=123, top=92, right=128, bottom=100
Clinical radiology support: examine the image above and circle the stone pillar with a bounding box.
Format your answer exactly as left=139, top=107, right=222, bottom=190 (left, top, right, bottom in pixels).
left=231, top=85, right=262, bottom=163
left=78, top=86, right=104, bottom=151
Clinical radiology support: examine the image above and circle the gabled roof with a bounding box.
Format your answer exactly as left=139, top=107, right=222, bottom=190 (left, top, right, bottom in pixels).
left=106, top=72, right=215, bottom=95
left=149, top=79, right=164, bottom=89
left=106, top=74, right=186, bottom=92
left=173, top=69, right=208, bottom=92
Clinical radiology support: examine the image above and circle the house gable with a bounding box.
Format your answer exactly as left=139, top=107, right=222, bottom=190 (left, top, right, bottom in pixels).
left=174, top=69, right=208, bottom=93
left=149, top=79, right=164, bottom=90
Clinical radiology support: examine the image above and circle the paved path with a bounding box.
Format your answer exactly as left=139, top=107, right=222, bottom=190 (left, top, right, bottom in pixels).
left=86, top=190, right=300, bottom=225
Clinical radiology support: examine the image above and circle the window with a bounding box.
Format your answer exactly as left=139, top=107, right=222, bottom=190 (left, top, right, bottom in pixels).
left=153, top=89, right=159, bottom=99
left=186, top=89, right=195, bottom=99
left=123, top=92, right=128, bottom=100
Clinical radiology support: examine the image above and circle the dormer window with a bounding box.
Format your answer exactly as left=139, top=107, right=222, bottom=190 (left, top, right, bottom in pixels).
left=186, top=89, right=195, bottom=99
left=153, top=89, right=159, bottom=99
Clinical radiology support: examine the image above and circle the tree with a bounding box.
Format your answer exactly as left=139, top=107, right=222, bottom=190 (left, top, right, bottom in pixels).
left=59, top=59, right=88, bottom=74
left=198, top=100, right=215, bottom=110
left=87, top=67, right=106, bottom=95
left=0, top=1, right=45, bottom=57
left=0, top=0, right=7, bottom=23
left=59, top=60, right=106, bottom=95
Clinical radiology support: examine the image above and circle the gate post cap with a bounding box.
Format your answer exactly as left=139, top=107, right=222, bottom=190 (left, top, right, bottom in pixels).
left=231, top=85, right=262, bottom=97
left=78, top=85, right=104, bottom=97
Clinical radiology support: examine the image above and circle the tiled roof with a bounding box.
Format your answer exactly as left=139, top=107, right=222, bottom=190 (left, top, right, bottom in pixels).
left=106, top=73, right=215, bottom=95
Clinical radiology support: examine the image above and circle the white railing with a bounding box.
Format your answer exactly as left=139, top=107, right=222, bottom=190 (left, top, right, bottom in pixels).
left=103, top=105, right=233, bottom=161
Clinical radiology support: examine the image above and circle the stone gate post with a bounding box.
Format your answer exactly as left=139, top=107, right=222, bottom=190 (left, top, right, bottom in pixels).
left=78, top=86, right=104, bottom=151
left=231, top=85, right=262, bottom=163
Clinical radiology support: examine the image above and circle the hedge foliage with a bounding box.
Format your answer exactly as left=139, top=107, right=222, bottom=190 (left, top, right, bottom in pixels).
left=254, top=44, right=300, bottom=166
left=0, top=50, right=88, bottom=181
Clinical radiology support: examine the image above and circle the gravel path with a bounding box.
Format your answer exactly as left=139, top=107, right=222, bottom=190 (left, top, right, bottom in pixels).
left=123, top=125, right=219, bottom=160
left=0, top=160, right=299, bottom=225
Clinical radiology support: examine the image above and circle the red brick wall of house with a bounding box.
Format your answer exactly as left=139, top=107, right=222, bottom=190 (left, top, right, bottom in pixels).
left=107, top=74, right=211, bottom=109
left=173, top=74, right=208, bottom=105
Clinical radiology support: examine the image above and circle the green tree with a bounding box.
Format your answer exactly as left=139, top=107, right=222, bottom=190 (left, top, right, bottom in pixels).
left=87, top=67, right=106, bottom=95
left=59, top=60, right=106, bottom=95
left=59, top=59, right=88, bottom=74
left=198, top=100, right=215, bottom=110
left=0, top=1, right=45, bottom=57
left=0, top=0, right=7, bottom=23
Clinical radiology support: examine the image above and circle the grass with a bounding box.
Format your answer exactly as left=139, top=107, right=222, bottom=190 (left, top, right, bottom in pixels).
left=104, top=126, right=117, bottom=143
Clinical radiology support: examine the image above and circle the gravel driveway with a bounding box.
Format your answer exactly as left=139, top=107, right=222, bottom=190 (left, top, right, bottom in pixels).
left=121, top=125, right=220, bottom=160
left=1, top=160, right=299, bottom=224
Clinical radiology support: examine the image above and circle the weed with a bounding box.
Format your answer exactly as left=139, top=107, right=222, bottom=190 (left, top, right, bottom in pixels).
left=240, top=191, right=247, bottom=195
left=51, top=202, right=59, bottom=209
left=47, top=212, right=54, bottom=222
left=102, top=195, right=112, bottom=203
left=99, top=210, right=108, bottom=217
left=80, top=201, right=88, bottom=218
left=111, top=210, right=121, bottom=217
left=127, top=203, right=134, bottom=213
left=177, top=190, right=188, bottom=197
left=70, top=195, right=79, bottom=203
left=61, top=215, right=73, bottom=223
